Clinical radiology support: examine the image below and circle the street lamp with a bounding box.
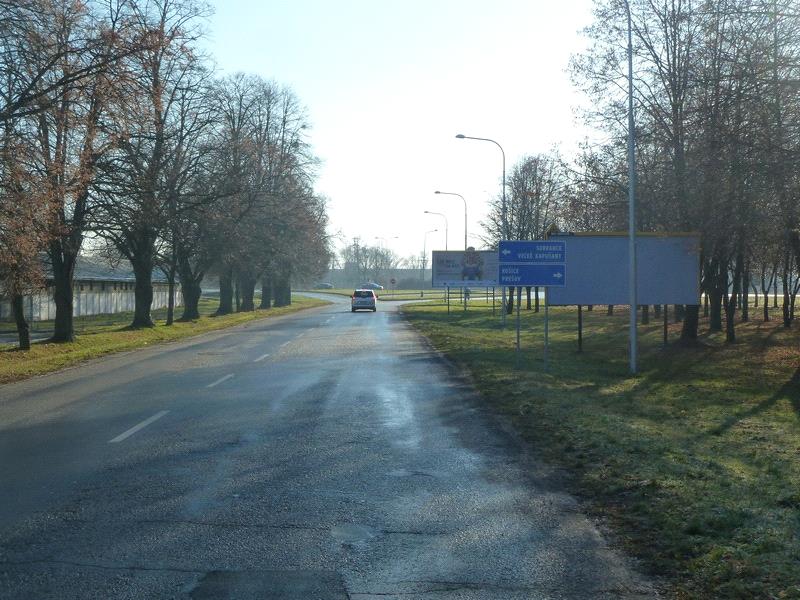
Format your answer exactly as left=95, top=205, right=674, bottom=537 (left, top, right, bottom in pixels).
left=423, top=210, right=448, bottom=250
left=455, top=134, right=506, bottom=238
left=435, top=191, right=467, bottom=250
left=422, top=228, right=438, bottom=284
left=624, top=1, right=638, bottom=375
left=456, top=133, right=507, bottom=323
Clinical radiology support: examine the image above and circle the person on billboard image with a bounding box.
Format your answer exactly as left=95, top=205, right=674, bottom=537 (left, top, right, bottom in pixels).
left=461, top=247, right=483, bottom=281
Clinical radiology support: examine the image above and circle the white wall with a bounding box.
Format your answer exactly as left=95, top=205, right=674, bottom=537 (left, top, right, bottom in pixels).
left=0, top=282, right=182, bottom=322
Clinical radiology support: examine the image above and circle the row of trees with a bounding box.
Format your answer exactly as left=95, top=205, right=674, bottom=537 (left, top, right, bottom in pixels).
left=484, top=0, right=800, bottom=343
left=0, top=0, right=330, bottom=349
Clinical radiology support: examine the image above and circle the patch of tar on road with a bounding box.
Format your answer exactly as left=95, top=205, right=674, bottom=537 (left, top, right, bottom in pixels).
left=330, top=523, right=378, bottom=548
left=188, top=569, right=348, bottom=599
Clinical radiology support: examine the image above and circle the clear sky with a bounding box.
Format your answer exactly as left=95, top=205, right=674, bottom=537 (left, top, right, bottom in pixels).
left=204, top=0, right=596, bottom=261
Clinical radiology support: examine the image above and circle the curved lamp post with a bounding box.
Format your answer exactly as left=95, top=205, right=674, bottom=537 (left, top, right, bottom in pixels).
left=423, top=210, right=448, bottom=251
left=434, top=191, right=467, bottom=250
left=455, top=134, right=506, bottom=238
left=456, top=133, right=507, bottom=324
left=422, top=228, right=438, bottom=284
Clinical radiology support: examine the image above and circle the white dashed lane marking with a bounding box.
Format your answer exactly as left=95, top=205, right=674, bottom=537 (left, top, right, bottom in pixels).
left=206, top=374, right=234, bottom=388
left=109, top=411, right=170, bottom=443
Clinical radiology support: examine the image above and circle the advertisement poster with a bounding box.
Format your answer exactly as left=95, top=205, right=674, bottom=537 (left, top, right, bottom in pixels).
left=431, top=249, right=499, bottom=288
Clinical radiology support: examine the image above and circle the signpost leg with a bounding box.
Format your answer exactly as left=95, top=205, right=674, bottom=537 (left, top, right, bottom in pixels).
left=492, top=287, right=495, bottom=316
left=578, top=305, right=583, bottom=353
left=502, top=286, right=507, bottom=327
left=544, top=290, right=549, bottom=371
left=516, top=287, right=521, bottom=354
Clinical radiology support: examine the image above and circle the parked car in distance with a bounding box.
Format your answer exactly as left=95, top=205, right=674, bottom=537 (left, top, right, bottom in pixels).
left=359, top=282, right=384, bottom=290
left=314, top=282, right=334, bottom=289
left=351, top=289, right=377, bottom=312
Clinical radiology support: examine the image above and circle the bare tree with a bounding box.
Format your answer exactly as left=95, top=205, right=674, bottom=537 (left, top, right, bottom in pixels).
left=93, top=0, right=208, bottom=327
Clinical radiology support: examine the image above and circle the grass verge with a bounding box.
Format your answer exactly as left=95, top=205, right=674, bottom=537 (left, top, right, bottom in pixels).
left=0, top=295, right=329, bottom=384
left=401, top=302, right=800, bottom=599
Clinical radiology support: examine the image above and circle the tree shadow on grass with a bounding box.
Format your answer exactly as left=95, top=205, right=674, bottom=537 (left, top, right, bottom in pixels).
left=705, top=366, right=800, bottom=437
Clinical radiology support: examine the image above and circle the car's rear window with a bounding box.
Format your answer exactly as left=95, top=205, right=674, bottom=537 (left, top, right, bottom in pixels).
left=354, top=290, right=373, bottom=298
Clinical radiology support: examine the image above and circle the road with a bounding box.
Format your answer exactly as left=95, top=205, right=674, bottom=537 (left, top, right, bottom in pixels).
left=0, top=294, right=655, bottom=599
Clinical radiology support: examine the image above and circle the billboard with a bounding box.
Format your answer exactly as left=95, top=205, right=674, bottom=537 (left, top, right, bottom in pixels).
left=547, top=233, right=700, bottom=306
left=431, top=250, right=499, bottom=288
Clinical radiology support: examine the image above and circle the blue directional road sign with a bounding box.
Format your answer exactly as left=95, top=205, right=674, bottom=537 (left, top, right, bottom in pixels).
left=499, top=240, right=565, bottom=263
left=499, top=263, right=566, bottom=287
left=498, top=240, right=567, bottom=287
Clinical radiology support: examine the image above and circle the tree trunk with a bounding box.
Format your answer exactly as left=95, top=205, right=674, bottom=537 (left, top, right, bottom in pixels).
left=782, top=256, right=792, bottom=328
left=607, top=305, right=614, bottom=316
left=703, top=293, right=709, bottom=317
left=654, top=304, right=661, bottom=318
left=240, top=271, right=256, bottom=312
left=234, top=275, right=241, bottom=312
left=130, top=257, right=155, bottom=328
left=273, top=272, right=292, bottom=307
left=725, top=253, right=743, bottom=343
left=709, top=291, right=723, bottom=332
left=50, top=249, right=76, bottom=342
left=525, top=286, right=531, bottom=310
left=680, top=305, right=699, bottom=342
left=177, top=256, right=203, bottom=321
left=166, top=273, right=176, bottom=326
left=180, top=278, right=202, bottom=320
left=217, top=267, right=234, bottom=315
left=641, top=305, right=649, bottom=324
left=260, top=274, right=272, bottom=309
left=674, top=304, right=685, bottom=322
left=741, top=269, right=749, bottom=322
left=534, top=286, right=540, bottom=312
left=12, top=294, right=31, bottom=350
left=707, top=258, right=725, bottom=332
left=505, top=287, right=513, bottom=314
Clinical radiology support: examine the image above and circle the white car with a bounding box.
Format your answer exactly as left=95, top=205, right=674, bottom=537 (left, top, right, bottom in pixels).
left=351, top=289, right=377, bottom=312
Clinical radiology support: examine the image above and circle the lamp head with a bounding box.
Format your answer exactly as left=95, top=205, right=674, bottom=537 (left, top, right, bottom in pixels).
left=455, top=134, right=465, bottom=139
left=434, top=190, right=441, bottom=194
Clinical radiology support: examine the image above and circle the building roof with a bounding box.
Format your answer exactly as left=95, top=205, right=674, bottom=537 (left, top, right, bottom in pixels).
left=71, top=256, right=169, bottom=283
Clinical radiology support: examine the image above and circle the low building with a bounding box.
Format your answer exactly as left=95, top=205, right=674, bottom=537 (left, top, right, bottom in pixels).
left=0, top=257, right=181, bottom=322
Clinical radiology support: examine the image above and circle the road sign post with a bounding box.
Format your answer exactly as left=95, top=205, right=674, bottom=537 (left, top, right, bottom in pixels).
left=498, top=240, right=566, bottom=366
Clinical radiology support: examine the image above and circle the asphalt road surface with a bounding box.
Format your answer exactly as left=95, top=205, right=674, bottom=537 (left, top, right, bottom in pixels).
left=0, top=294, right=656, bottom=599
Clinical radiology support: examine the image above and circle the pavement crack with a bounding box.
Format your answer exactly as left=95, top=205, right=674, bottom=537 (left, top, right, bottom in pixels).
left=380, top=529, right=446, bottom=536
left=353, top=580, right=543, bottom=594
left=134, top=518, right=329, bottom=532
left=0, top=557, right=203, bottom=575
